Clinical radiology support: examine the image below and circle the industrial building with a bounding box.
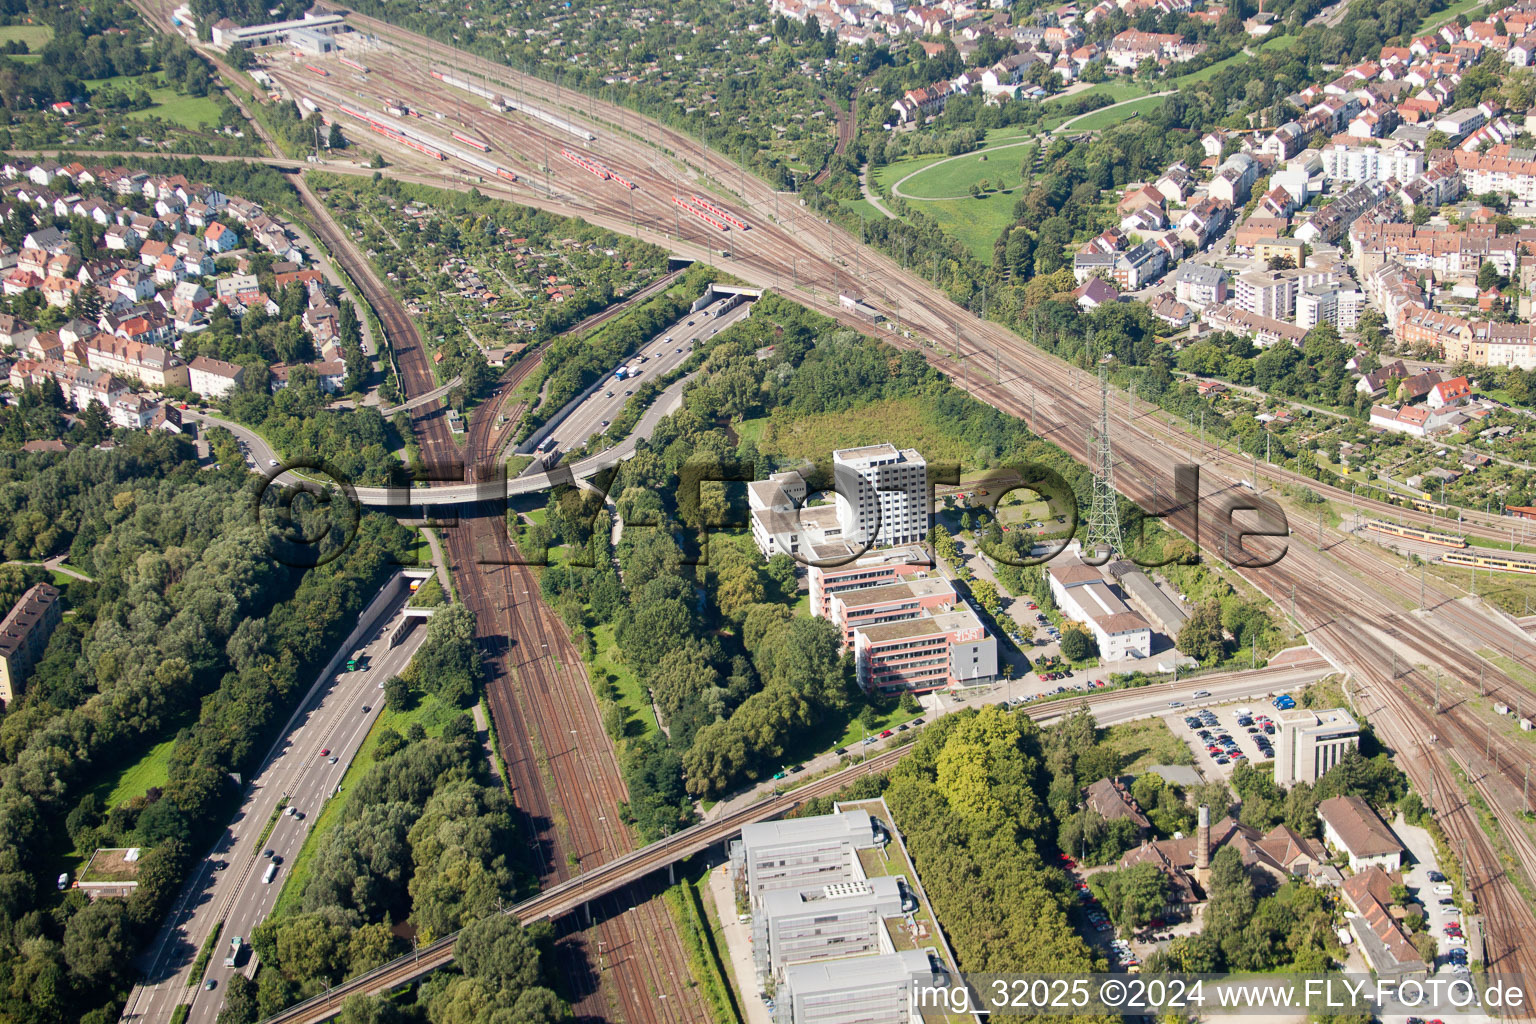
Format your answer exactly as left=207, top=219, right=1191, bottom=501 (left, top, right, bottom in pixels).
left=0, top=583, right=60, bottom=704
left=1273, top=706, right=1360, bottom=787
left=775, top=949, right=937, bottom=1024
left=1318, top=794, right=1406, bottom=872
left=210, top=12, right=349, bottom=50
left=1046, top=550, right=1153, bottom=661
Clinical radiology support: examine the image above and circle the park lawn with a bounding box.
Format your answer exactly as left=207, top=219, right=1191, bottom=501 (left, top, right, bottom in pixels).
left=838, top=197, right=886, bottom=223
left=1064, top=94, right=1167, bottom=131
left=895, top=140, right=1035, bottom=200
left=272, top=691, right=463, bottom=918
left=1173, top=51, right=1249, bottom=83
left=128, top=89, right=226, bottom=129
left=1415, top=0, right=1488, bottom=35
left=101, top=738, right=177, bottom=807
left=0, top=24, right=53, bottom=49
left=760, top=395, right=996, bottom=467
left=900, top=189, right=1017, bottom=263
left=1097, top=718, right=1196, bottom=774
left=872, top=151, right=950, bottom=194
left=590, top=623, right=658, bottom=744
left=86, top=76, right=226, bottom=130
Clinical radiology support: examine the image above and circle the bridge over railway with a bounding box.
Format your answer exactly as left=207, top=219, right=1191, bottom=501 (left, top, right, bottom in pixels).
left=255, top=657, right=1327, bottom=1024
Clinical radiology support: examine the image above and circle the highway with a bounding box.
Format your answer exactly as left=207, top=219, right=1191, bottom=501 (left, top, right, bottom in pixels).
left=123, top=593, right=428, bottom=1024
left=255, top=655, right=1333, bottom=1024
left=531, top=295, right=754, bottom=456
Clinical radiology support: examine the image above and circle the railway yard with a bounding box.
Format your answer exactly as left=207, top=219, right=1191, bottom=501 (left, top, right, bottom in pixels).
left=110, top=1, right=1536, bottom=1019
left=264, top=18, right=1536, bottom=1007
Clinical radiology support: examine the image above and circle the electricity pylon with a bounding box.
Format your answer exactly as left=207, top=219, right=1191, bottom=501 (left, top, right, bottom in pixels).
left=1085, top=362, right=1124, bottom=562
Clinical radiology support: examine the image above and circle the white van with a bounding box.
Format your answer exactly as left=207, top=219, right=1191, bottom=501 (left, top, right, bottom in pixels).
left=1433, top=883, right=1454, bottom=895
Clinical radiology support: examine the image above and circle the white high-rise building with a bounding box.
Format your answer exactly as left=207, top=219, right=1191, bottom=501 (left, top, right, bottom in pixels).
left=832, top=444, right=928, bottom=548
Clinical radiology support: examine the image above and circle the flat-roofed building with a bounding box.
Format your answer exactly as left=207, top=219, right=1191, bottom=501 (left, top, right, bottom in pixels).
left=0, top=583, right=60, bottom=703
left=775, top=949, right=935, bottom=1024
left=829, top=575, right=957, bottom=645
left=809, top=544, right=932, bottom=619
left=735, top=811, right=882, bottom=911
left=756, top=876, right=907, bottom=982
left=853, top=603, right=996, bottom=694
left=832, top=444, right=928, bottom=548
left=1275, top=707, right=1360, bottom=786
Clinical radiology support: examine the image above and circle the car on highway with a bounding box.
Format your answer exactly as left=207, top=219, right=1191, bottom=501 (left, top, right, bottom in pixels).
left=1192, top=690, right=1211, bottom=698
left=320, top=747, right=330, bottom=756
left=268, top=458, right=279, bottom=467
left=263, top=849, right=274, bottom=859
left=605, top=391, right=614, bottom=398
left=328, top=756, right=339, bottom=764
left=880, top=729, right=894, bottom=738
left=1168, top=701, right=1185, bottom=708
left=205, top=979, right=217, bottom=991
left=362, top=705, right=371, bottom=713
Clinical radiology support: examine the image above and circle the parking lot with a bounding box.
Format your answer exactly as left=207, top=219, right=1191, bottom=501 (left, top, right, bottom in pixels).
left=1164, top=698, right=1278, bottom=778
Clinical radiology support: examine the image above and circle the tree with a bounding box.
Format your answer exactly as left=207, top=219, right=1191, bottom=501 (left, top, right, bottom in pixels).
left=1059, top=627, right=1093, bottom=662
left=328, top=122, right=346, bottom=150
left=383, top=675, right=410, bottom=712
left=1424, top=130, right=1451, bottom=151
left=62, top=899, right=131, bottom=988
left=1178, top=599, right=1225, bottom=665
left=764, top=553, right=797, bottom=598
left=970, top=578, right=1000, bottom=614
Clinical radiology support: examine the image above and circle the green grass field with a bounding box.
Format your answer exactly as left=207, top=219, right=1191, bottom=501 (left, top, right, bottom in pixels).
left=1415, top=0, right=1488, bottom=35
left=760, top=396, right=999, bottom=466
left=271, top=692, right=464, bottom=918
left=591, top=623, right=659, bottom=744
left=101, top=738, right=176, bottom=807
left=0, top=24, right=53, bottom=49
left=1062, top=94, right=1167, bottom=132
left=1097, top=719, right=1196, bottom=774
left=893, top=141, right=1034, bottom=200
left=85, top=76, right=226, bottom=130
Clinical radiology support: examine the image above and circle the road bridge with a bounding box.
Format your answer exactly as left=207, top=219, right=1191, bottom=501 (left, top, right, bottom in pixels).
left=256, top=657, right=1327, bottom=1024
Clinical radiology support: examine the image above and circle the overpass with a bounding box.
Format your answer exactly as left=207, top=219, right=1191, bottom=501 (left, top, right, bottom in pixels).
left=255, top=656, right=1328, bottom=1024
left=380, top=376, right=461, bottom=416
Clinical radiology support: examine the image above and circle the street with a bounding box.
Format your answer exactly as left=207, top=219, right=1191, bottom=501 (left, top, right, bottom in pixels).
left=539, top=296, right=754, bottom=454
left=122, top=593, right=428, bottom=1024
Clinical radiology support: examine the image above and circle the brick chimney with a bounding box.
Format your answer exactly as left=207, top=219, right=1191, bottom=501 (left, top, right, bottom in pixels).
left=1195, top=804, right=1211, bottom=871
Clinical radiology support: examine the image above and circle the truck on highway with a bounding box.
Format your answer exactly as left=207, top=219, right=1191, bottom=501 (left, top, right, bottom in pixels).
left=263, top=864, right=278, bottom=884
left=613, top=367, right=628, bottom=380
left=224, top=936, right=243, bottom=967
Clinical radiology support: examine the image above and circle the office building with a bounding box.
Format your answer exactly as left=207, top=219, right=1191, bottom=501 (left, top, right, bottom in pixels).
left=1274, top=706, right=1359, bottom=786
left=775, top=949, right=936, bottom=1024
left=828, top=573, right=997, bottom=693
left=832, top=445, right=928, bottom=548
left=735, top=810, right=882, bottom=909
left=0, top=584, right=60, bottom=703
left=808, top=544, right=932, bottom=619
left=756, top=876, right=908, bottom=982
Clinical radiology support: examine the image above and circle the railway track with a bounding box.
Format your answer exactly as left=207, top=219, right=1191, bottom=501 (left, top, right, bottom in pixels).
left=264, top=44, right=1536, bottom=994
left=121, top=9, right=1536, bottom=1012
left=258, top=658, right=1330, bottom=1024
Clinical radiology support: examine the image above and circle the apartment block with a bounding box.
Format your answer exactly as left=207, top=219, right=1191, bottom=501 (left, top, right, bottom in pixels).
left=1296, top=282, right=1368, bottom=330
left=1274, top=706, right=1360, bottom=786
left=1318, top=143, right=1425, bottom=185
left=0, top=584, right=60, bottom=703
